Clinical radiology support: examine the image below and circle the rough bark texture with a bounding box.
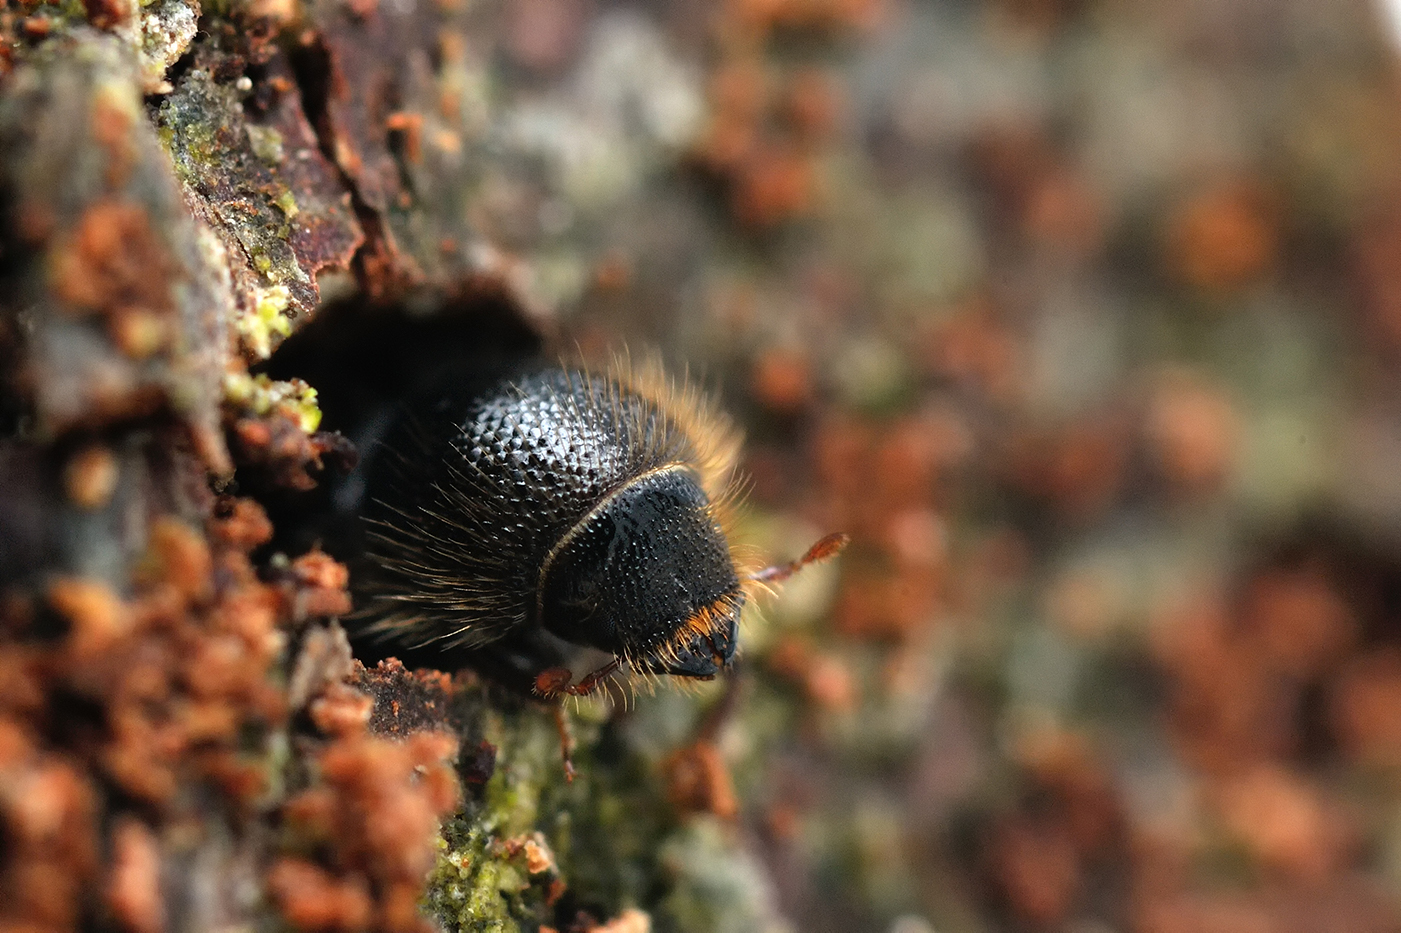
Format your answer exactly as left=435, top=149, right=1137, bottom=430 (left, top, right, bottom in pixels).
left=0, top=2, right=753, bottom=932
left=12, top=1, right=1401, bottom=933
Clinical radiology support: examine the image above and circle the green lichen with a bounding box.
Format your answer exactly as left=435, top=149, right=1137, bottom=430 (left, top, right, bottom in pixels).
left=247, top=124, right=285, bottom=165
left=157, top=67, right=318, bottom=329
left=427, top=820, right=537, bottom=933
left=230, top=284, right=292, bottom=359
left=163, top=110, right=218, bottom=170
left=425, top=686, right=788, bottom=933
left=426, top=700, right=578, bottom=932
left=223, top=371, right=320, bottom=432
left=273, top=189, right=299, bottom=219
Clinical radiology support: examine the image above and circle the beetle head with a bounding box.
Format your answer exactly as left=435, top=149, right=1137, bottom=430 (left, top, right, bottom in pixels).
left=538, top=467, right=742, bottom=676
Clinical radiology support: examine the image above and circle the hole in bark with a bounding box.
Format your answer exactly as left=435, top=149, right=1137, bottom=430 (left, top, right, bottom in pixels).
left=251, top=287, right=541, bottom=561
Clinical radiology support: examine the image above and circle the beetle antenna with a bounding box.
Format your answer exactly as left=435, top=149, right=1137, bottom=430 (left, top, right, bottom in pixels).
left=746, top=532, right=850, bottom=585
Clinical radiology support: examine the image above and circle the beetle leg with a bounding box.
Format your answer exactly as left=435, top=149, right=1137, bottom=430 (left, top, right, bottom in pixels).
left=551, top=706, right=577, bottom=783
left=536, top=658, right=623, bottom=782
left=533, top=657, right=623, bottom=698
left=566, top=657, right=623, bottom=696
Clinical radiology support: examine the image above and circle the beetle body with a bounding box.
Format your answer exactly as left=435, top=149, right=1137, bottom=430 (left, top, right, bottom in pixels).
left=352, top=362, right=749, bottom=689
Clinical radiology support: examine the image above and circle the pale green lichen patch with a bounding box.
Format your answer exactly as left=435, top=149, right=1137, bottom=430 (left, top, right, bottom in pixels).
left=232, top=284, right=292, bottom=360
left=425, top=687, right=780, bottom=932
left=246, top=124, right=285, bottom=165
left=427, top=819, right=535, bottom=933
left=426, top=703, right=573, bottom=933
left=274, top=190, right=300, bottom=219
left=223, top=371, right=321, bottom=432
left=158, top=67, right=321, bottom=339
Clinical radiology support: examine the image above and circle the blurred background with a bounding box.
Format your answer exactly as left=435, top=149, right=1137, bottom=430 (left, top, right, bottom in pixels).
left=485, top=0, right=1401, bottom=929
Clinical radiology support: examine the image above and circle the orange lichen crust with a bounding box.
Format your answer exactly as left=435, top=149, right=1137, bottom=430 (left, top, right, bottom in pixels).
left=277, top=724, right=460, bottom=933
left=49, top=199, right=177, bottom=357
left=0, top=500, right=290, bottom=931
left=0, top=478, right=463, bottom=933
left=229, top=412, right=357, bottom=493
left=354, top=658, right=458, bottom=738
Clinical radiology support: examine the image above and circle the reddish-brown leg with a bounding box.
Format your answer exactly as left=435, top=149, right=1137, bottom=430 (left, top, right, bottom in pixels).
left=534, top=657, right=624, bottom=699
left=534, top=667, right=575, bottom=696
left=535, top=658, right=625, bottom=782
left=551, top=706, right=577, bottom=783
left=566, top=657, right=623, bottom=696
left=747, top=532, right=850, bottom=585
